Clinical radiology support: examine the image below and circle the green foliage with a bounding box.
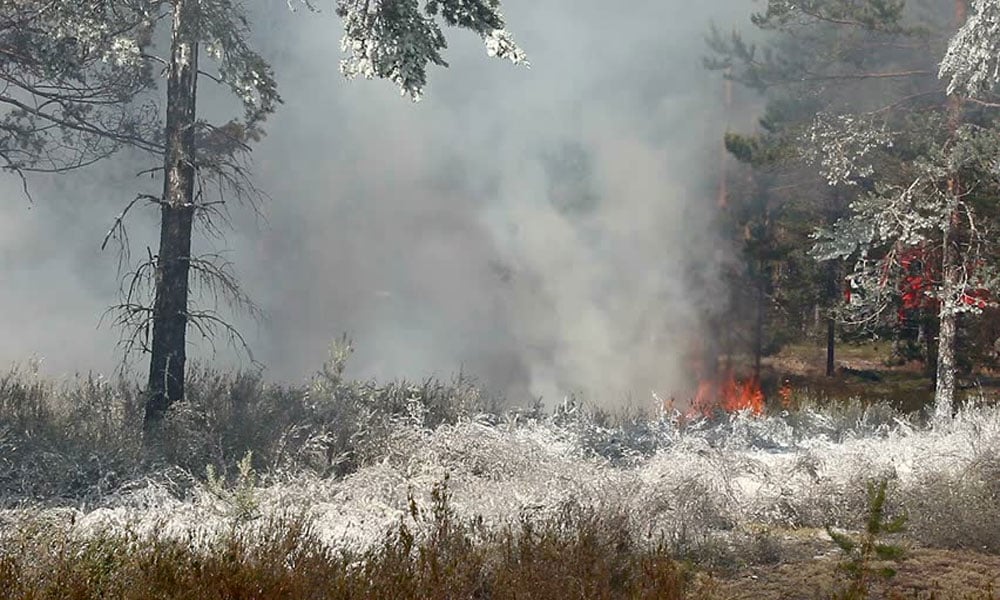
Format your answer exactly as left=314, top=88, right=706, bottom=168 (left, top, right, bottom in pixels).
left=704, top=0, right=1000, bottom=393
left=751, top=0, right=909, bottom=34
left=336, top=0, right=527, bottom=100
left=323, top=334, right=355, bottom=385
left=724, top=132, right=773, bottom=166
left=0, top=0, right=161, bottom=181
left=826, top=478, right=908, bottom=599
left=205, top=450, right=259, bottom=523
left=941, top=0, right=1000, bottom=96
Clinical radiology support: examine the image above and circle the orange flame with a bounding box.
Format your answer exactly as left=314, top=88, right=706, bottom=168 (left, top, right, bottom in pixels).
left=689, top=373, right=765, bottom=418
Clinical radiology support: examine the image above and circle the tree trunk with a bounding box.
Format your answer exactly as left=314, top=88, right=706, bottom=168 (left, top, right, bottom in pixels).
left=825, top=261, right=838, bottom=377
left=145, top=0, right=199, bottom=428
left=826, top=318, right=836, bottom=377
left=934, top=221, right=958, bottom=422
left=754, top=281, right=764, bottom=380
left=933, top=0, right=966, bottom=423
left=923, top=313, right=938, bottom=384
left=717, top=67, right=733, bottom=209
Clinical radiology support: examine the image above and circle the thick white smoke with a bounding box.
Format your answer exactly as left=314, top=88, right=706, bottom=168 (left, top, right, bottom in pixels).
left=0, top=0, right=756, bottom=407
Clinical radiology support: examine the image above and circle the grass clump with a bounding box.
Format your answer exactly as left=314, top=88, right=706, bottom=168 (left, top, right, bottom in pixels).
left=903, top=429, right=1000, bottom=553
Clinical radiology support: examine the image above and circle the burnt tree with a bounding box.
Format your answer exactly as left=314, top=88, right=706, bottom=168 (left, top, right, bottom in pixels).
left=145, top=0, right=199, bottom=425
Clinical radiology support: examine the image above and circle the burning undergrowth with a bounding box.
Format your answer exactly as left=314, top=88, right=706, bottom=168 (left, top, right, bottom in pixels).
left=688, top=373, right=766, bottom=418
left=2, top=357, right=1000, bottom=581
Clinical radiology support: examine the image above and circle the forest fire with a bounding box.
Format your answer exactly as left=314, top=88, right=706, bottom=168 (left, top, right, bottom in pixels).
left=689, top=373, right=765, bottom=417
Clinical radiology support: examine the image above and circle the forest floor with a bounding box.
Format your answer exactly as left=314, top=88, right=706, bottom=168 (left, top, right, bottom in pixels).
left=717, top=529, right=1000, bottom=599
left=704, top=342, right=1000, bottom=598
left=760, top=341, right=1000, bottom=414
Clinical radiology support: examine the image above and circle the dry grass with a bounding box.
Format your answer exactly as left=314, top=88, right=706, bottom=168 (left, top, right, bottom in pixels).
left=2, top=506, right=998, bottom=600
left=718, top=547, right=1000, bottom=600
left=0, top=490, right=707, bottom=600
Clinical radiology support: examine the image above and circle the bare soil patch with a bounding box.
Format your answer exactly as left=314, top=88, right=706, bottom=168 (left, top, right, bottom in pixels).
left=719, top=546, right=1000, bottom=599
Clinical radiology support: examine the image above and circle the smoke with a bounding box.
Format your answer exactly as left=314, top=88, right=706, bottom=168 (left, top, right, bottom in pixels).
left=0, top=0, right=756, bottom=407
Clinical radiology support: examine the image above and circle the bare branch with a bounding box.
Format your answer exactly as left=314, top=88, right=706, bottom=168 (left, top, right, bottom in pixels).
left=101, top=193, right=160, bottom=252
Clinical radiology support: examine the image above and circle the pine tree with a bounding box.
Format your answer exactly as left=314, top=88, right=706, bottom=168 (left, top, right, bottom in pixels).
left=0, top=1, right=160, bottom=188
left=137, top=0, right=526, bottom=427
left=709, top=0, right=1000, bottom=419
left=940, top=0, right=1000, bottom=97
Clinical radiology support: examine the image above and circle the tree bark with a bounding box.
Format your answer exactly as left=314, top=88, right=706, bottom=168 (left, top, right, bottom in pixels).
left=934, top=220, right=958, bottom=422
left=145, top=0, right=199, bottom=428
left=923, top=313, right=938, bottom=384
left=933, top=0, right=967, bottom=423
left=825, top=261, right=838, bottom=377
left=826, top=317, right=835, bottom=377
left=717, top=67, right=733, bottom=209
left=754, top=281, right=764, bottom=380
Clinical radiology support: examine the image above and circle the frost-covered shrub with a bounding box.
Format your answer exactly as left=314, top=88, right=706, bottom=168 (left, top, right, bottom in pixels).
left=151, top=366, right=496, bottom=479
left=7, top=358, right=1000, bottom=570
left=145, top=339, right=502, bottom=479
left=547, top=398, right=673, bottom=466
left=905, top=468, right=1000, bottom=552
left=153, top=366, right=310, bottom=476
left=276, top=347, right=499, bottom=477
left=0, top=365, right=142, bottom=505
left=773, top=396, right=908, bottom=445
left=902, top=416, right=1000, bottom=552
left=0, top=353, right=501, bottom=505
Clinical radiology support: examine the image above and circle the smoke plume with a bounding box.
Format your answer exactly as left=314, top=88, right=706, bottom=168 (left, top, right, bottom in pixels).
left=0, top=0, right=756, bottom=407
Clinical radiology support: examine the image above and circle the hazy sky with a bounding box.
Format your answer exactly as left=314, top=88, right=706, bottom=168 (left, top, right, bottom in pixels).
left=0, top=0, right=757, bottom=406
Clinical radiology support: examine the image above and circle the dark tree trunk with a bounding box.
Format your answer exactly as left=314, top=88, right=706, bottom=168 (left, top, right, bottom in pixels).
left=825, top=261, right=839, bottom=377
left=924, top=313, right=939, bottom=385
left=826, top=318, right=836, bottom=377
left=145, top=0, right=199, bottom=428
left=754, top=282, right=764, bottom=380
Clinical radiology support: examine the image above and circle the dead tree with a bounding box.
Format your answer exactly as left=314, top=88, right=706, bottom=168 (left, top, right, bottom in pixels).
left=145, top=0, right=199, bottom=422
